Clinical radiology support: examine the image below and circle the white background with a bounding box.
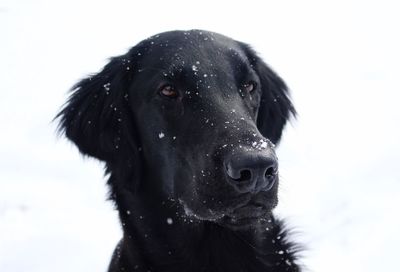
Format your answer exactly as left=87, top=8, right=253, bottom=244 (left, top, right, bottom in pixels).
left=1, top=0, right=399, bottom=271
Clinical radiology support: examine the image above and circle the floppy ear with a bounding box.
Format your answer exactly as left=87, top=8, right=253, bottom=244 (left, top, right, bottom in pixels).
left=56, top=56, right=138, bottom=163
left=243, top=45, right=296, bottom=144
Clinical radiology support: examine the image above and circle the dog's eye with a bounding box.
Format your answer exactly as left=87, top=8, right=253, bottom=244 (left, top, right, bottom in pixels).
left=243, top=81, right=257, bottom=93
left=159, top=85, right=179, bottom=98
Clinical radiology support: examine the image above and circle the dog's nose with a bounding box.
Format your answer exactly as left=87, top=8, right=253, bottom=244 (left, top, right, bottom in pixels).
left=225, top=153, right=278, bottom=194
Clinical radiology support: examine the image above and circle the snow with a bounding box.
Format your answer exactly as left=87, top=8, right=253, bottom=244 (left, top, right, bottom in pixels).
left=260, top=140, right=268, bottom=149
left=103, top=83, right=111, bottom=91
left=1, top=0, right=400, bottom=271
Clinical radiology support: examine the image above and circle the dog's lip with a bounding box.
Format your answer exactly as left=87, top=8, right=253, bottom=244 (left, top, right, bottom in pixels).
left=224, top=194, right=269, bottom=220
left=231, top=202, right=267, bottom=217
left=218, top=204, right=269, bottom=228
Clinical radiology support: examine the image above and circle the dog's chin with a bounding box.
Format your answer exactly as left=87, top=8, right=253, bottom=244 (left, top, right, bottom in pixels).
left=217, top=216, right=267, bottom=230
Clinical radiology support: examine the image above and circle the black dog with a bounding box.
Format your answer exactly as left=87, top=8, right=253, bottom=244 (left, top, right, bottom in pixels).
left=57, top=30, right=301, bottom=271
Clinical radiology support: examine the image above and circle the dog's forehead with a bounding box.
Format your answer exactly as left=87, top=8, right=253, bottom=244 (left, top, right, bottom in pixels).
left=145, top=30, right=238, bottom=51
left=135, top=30, right=248, bottom=70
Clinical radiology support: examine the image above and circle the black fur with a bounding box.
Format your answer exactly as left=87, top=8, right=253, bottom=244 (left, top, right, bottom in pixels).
left=57, top=30, right=301, bottom=271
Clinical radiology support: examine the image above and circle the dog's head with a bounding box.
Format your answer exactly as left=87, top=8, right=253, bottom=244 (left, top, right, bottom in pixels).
left=57, top=30, right=295, bottom=229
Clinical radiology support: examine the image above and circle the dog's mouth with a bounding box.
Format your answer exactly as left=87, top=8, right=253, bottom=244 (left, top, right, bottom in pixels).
left=178, top=188, right=277, bottom=229
left=217, top=196, right=271, bottom=228
left=180, top=192, right=275, bottom=229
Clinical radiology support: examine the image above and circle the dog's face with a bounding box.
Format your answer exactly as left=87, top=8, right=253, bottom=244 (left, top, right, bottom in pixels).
left=58, top=30, right=295, bottom=229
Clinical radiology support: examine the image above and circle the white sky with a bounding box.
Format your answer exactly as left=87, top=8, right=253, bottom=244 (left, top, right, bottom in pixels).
left=1, top=0, right=400, bottom=271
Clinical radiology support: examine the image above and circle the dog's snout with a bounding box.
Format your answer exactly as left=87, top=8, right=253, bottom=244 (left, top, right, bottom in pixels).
left=225, top=153, right=278, bottom=194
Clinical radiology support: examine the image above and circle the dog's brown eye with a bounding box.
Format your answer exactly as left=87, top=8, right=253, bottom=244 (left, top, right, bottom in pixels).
left=159, top=85, right=178, bottom=98
left=243, top=81, right=256, bottom=93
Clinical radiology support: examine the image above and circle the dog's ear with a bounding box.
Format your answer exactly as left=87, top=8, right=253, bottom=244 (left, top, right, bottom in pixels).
left=56, top=56, right=138, bottom=163
left=243, top=45, right=296, bottom=144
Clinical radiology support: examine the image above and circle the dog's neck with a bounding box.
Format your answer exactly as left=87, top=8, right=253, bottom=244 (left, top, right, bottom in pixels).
left=109, top=188, right=301, bottom=272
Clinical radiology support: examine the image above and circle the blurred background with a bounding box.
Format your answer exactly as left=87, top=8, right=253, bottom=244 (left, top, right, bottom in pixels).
left=1, top=0, right=399, bottom=271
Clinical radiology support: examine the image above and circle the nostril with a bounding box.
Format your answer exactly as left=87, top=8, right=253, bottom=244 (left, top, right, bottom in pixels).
left=233, top=169, right=252, bottom=182
left=264, top=166, right=276, bottom=180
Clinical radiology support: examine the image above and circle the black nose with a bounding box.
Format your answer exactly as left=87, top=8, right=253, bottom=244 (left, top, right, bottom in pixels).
left=225, top=153, right=278, bottom=194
